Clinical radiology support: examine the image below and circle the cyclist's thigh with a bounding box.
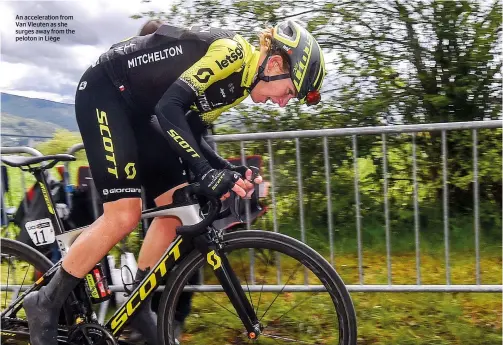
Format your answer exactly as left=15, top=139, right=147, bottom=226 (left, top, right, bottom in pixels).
left=134, top=115, right=189, bottom=202
left=75, top=65, right=142, bottom=203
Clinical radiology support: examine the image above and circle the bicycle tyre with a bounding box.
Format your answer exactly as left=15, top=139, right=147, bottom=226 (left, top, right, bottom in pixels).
left=1, top=238, right=53, bottom=278
left=157, top=230, right=357, bottom=345
left=0, top=238, right=62, bottom=335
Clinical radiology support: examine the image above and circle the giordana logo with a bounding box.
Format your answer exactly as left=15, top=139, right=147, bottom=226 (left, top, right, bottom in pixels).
left=215, top=43, right=244, bottom=70
left=102, top=188, right=141, bottom=196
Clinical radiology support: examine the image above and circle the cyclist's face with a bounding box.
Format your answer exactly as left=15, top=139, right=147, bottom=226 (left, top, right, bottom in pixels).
left=250, top=56, right=297, bottom=107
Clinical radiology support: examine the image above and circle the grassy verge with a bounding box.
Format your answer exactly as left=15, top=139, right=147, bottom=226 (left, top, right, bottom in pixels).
left=1, top=150, right=501, bottom=344
left=2, top=238, right=501, bottom=344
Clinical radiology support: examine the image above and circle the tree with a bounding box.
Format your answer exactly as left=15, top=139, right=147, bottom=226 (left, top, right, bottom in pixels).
left=131, top=0, right=502, bottom=243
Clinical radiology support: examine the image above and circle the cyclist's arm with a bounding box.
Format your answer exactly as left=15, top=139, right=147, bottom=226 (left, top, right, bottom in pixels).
left=186, top=110, right=232, bottom=170
left=154, top=38, right=245, bottom=176
left=200, top=136, right=229, bottom=169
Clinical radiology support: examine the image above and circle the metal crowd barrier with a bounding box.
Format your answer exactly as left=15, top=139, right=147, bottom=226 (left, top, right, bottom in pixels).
left=210, top=120, right=502, bottom=292
left=2, top=120, right=502, bottom=294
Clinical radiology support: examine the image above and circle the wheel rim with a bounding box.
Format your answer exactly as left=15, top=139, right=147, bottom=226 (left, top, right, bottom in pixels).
left=1, top=253, right=44, bottom=313
left=165, top=236, right=347, bottom=345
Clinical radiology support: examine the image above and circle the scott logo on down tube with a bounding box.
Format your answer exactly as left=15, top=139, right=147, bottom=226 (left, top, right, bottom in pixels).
left=39, top=182, right=55, bottom=215
left=207, top=250, right=222, bottom=270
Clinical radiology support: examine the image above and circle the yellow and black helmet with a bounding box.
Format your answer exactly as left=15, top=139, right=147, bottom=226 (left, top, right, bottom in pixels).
left=273, top=21, right=327, bottom=105
left=250, top=20, right=327, bottom=105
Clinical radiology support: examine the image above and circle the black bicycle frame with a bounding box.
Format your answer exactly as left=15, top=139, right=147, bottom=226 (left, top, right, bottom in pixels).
left=106, top=230, right=260, bottom=338
left=1, top=167, right=92, bottom=343
left=2, top=166, right=261, bottom=341
left=32, top=168, right=67, bottom=237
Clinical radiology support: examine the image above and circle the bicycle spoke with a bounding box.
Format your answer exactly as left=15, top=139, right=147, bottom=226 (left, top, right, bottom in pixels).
left=209, top=320, right=247, bottom=335
left=17, top=261, right=31, bottom=300
left=4, top=255, right=12, bottom=308
left=263, top=333, right=283, bottom=345
left=253, top=249, right=273, bottom=318
left=259, top=261, right=304, bottom=322
left=263, top=292, right=321, bottom=329
left=198, top=291, right=239, bottom=319
left=237, top=247, right=255, bottom=314
left=255, top=280, right=265, bottom=318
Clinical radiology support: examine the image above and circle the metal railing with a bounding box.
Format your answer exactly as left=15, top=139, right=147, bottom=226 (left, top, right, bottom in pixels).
left=2, top=120, right=502, bottom=293
left=210, top=120, right=502, bottom=292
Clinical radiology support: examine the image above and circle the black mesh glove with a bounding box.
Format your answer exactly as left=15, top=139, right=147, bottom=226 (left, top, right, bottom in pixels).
left=198, top=169, right=241, bottom=199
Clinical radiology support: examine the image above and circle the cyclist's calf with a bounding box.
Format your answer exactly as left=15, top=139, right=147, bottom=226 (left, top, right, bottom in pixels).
left=62, top=198, right=142, bottom=278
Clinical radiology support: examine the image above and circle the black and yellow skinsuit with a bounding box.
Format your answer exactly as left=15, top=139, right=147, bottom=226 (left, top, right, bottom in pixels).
left=75, top=24, right=260, bottom=202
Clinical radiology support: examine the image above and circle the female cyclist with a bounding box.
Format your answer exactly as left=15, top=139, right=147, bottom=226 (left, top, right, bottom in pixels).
left=24, top=20, right=326, bottom=345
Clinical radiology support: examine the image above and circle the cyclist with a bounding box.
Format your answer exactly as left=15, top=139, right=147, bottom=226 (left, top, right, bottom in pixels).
left=24, top=20, right=326, bottom=345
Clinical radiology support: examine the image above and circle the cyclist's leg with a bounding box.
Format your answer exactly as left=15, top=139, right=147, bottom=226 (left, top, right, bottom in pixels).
left=130, top=115, right=191, bottom=340
left=136, top=114, right=190, bottom=271
left=24, top=63, right=143, bottom=345
left=129, top=184, right=187, bottom=343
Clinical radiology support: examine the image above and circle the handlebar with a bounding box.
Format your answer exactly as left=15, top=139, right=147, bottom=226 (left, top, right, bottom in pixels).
left=175, top=183, right=222, bottom=237
left=175, top=166, right=261, bottom=237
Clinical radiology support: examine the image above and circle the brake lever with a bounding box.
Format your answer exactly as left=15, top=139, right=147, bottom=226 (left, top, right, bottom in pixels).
left=230, top=167, right=261, bottom=223
left=230, top=190, right=244, bottom=223
left=249, top=166, right=260, bottom=182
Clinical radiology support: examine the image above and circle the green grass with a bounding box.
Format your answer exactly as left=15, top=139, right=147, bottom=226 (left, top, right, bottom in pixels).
left=1, top=237, right=501, bottom=344
left=353, top=292, right=501, bottom=345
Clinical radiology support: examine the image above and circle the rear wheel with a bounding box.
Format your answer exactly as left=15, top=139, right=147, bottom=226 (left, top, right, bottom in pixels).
left=1, top=239, right=58, bottom=343
left=158, top=230, right=357, bottom=345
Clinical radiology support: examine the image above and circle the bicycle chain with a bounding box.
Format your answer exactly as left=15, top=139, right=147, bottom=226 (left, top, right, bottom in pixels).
left=68, top=322, right=117, bottom=345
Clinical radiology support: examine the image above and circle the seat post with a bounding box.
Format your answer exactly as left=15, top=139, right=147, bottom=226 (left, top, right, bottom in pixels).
left=33, top=168, right=66, bottom=236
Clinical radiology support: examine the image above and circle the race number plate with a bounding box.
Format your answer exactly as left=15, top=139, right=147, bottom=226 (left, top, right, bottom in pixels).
left=25, top=218, right=55, bottom=246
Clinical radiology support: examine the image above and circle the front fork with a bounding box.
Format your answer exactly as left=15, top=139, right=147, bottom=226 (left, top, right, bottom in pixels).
left=194, top=231, right=261, bottom=339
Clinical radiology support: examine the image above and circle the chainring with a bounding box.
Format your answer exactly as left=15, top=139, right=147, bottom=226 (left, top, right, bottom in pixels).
left=68, top=323, right=118, bottom=345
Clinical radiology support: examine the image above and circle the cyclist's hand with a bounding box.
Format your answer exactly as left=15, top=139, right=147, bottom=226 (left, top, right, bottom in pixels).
left=198, top=169, right=246, bottom=199
left=228, top=165, right=263, bottom=197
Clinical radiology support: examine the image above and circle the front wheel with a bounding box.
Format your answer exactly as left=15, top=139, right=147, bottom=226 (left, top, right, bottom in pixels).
left=158, top=230, right=357, bottom=345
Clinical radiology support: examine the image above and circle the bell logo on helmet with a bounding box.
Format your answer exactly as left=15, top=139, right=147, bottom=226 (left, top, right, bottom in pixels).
left=282, top=45, right=292, bottom=54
